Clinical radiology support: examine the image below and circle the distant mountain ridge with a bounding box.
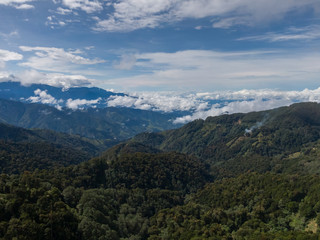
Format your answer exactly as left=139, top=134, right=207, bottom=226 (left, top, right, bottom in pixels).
left=0, top=81, right=124, bottom=108
left=0, top=98, right=180, bottom=140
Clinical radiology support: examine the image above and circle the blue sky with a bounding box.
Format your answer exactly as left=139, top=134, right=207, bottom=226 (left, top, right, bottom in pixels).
left=0, top=0, right=320, bottom=92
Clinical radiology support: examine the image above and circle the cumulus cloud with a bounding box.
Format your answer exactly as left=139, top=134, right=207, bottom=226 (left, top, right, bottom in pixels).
left=19, top=46, right=105, bottom=73
left=25, top=89, right=102, bottom=110
left=16, top=69, right=94, bottom=89
left=46, top=15, right=67, bottom=28
left=93, top=0, right=319, bottom=32
left=27, top=89, right=63, bottom=109
left=66, top=98, right=101, bottom=109
left=0, top=0, right=36, bottom=9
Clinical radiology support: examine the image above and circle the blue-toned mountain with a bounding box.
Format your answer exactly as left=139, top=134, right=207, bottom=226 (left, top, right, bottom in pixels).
left=0, top=81, right=124, bottom=108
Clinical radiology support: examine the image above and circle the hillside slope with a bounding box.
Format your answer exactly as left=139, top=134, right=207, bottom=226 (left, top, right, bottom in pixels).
left=131, top=102, right=320, bottom=177
left=0, top=98, right=179, bottom=140
left=0, top=123, right=113, bottom=173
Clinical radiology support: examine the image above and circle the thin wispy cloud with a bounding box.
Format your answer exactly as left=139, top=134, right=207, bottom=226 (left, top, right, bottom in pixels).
left=238, top=25, right=320, bottom=42
left=105, top=49, right=320, bottom=91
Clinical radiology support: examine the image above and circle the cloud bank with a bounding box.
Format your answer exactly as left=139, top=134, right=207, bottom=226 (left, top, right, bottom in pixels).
left=108, top=92, right=207, bottom=112
left=107, top=87, right=320, bottom=124
left=13, top=69, right=94, bottom=89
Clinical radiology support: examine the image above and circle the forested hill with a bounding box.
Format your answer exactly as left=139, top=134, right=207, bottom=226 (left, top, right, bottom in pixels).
left=2, top=102, right=320, bottom=239
left=0, top=98, right=179, bottom=140
left=0, top=123, right=115, bottom=173
left=131, top=102, right=320, bottom=178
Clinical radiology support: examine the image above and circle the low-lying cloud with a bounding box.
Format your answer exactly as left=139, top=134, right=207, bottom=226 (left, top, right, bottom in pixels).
left=107, top=92, right=207, bottom=112
left=66, top=98, right=102, bottom=110
left=25, top=88, right=103, bottom=110
left=107, top=87, right=320, bottom=124
left=27, top=89, right=63, bottom=109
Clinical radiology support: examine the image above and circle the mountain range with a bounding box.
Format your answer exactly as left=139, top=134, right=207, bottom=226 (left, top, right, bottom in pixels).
left=0, top=81, right=123, bottom=108
left=0, top=98, right=180, bottom=140
left=1, top=100, right=320, bottom=239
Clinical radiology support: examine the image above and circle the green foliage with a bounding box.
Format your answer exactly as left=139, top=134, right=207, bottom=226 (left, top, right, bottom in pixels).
left=2, top=102, right=320, bottom=239
left=132, top=102, right=320, bottom=179
left=104, top=152, right=211, bottom=192
left=148, top=173, right=320, bottom=239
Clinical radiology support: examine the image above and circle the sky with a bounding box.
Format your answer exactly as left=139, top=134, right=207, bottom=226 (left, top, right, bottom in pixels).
left=0, top=0, right=320, bottom=93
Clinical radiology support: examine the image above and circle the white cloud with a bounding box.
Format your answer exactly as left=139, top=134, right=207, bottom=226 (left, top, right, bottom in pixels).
left=0, top=49, right=23, bottom=69
left=66, top=98, right=101, bottom=109
left=108, top=92, right=207, bottom=112
left=16, top=69, right=94, bottom=89
left=238, top=25, right=320, bottom=42
left=0, top=72, right=12, bottom=80
left=0, top=0, right=36, bottom=9
left=94, top=0, right=320, bottom=32
left=0, top=49, right=23, bottom=61
left=15, top=3, right=34, bottom=9
left=173, top=98, right=293, bottom=124
left=19, top=46, right=105, bottom=73
left=94, top=0, right=174, bottom=32
left=62, top=0, right=103, bottom=13
left=27, top=89, right=63, bottom=109
left=106, top=87, right=320, bottom=124
left=105, top=49, right=320, bottom=91
left=174, top=87, right=320, bottom=123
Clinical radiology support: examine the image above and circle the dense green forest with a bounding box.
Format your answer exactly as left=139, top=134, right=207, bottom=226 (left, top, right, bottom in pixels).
left=1, top=102, right=320, bottom=239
